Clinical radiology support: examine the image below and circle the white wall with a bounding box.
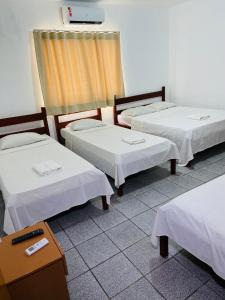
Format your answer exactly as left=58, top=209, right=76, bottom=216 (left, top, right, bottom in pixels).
left=0, top=0, right=169, bottom=126
left=169, top=0, right=225, bottom=109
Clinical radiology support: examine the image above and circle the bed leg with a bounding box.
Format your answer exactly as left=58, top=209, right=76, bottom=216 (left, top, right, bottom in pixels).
left=170, top=159, right=176, bottom=175
left=117, top=185, right=124, bottom=197
left=101, top=196, right=108, bottom=210
left=160, top=236, right=169, bottom=257
left=186, top=161, right=192, bottom=168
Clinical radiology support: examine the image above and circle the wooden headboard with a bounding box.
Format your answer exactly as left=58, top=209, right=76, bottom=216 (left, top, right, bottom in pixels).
left=113, top=86, right=165, bottom=126
left=0, top=107, right=50, bottom=139
left=54, top=108, right=102, bottom=143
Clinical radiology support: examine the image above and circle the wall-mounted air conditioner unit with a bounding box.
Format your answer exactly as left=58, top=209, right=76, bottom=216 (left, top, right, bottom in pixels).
left=61, top=6, right=104, bottom=25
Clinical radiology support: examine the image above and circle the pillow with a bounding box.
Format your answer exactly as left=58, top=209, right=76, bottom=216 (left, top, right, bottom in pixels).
left=146, top=102, right=176, bottom=111
left=121, top=106, right=156, bottom=117
left=0, top=132, right=48, bottom=150
left=68, top=119, right=105, bottom=131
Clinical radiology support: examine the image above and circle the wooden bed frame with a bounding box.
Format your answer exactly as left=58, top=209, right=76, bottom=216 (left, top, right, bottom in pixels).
left=0, top=107, right=50, bottom=138
left=54, top=108, right=121, bottom=197
left=113, top=86, right=165, bottom=128
left=54, top=107, right=107, bottom=207
left=114, top=86, right=175, bottom=176
left=54, top=108, right=102, bottom=144
left=0, top=107, right=108, bottom=210
left=54, top=105, right=176, bottom=197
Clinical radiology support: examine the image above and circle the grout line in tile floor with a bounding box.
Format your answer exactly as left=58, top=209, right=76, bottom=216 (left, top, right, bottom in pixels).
left=66, top=229, right=173, bottom=276
left=144, top=277, right=167, bottom=300
left=2, top=147, right=225, bottom=299
left=210, top=284, right=225, bottom=300
left=89, top=268, right=111, bottom=299
left=65, top=178, right=225, bottom=297
left=63, top=216, right=183, bottom=296
left=54, top=159, right=225, bottom=278
left=182, top=281, right=206, bottom=300
left=52, top=162, right=219, bottom=232
left=66, top=246, right=219, bottom=300
left=62, top=209, right=178, bottom=296
left=112, top=276, right=167, bottom=300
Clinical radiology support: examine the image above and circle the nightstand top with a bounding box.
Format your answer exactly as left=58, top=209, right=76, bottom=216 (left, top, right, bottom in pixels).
left=0, top=222, right=63, bottom=284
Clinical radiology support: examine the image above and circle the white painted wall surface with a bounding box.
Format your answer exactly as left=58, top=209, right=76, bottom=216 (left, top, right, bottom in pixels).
left=0, top=0, right=169, bottom=127
left=169, top=0, right=225, bottom=109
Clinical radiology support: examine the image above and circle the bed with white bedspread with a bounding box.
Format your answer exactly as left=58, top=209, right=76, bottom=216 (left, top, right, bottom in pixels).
left=151, top=174, right=225, bottom=280
left=119, top=106, right=225, bottom=165
left=0, top=136, right=113, bottom=234
left=61, top=124, right=180, bottom=188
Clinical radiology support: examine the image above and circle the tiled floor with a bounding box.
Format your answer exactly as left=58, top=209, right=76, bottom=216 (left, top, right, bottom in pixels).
left=1, top=143, right=225, bottom=299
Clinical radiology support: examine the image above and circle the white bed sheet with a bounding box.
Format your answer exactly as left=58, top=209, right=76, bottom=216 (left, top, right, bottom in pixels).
left=0, top=137, right=113, bottom=234
left=151, top=175, right=225, bottom=280
left=61, top=125, right=180, bottom=188
left=119, top=106, right=225, bottom=165
left=118, top=114, right=132, bottom=127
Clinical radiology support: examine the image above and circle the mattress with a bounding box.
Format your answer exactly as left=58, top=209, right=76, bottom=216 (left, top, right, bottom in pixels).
left=151, top=174, right=225, bottom=280
left=119, top=106, right=225, bottom=165
left=61, top=124, right=180, bottom=188
left=0, top=137, right=113, bottom=234
left=118, top=114, right=132, bottom=127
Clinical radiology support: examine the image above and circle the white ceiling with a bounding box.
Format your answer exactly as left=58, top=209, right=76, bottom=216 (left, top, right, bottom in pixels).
left=75, top=0, right=189, bottom=6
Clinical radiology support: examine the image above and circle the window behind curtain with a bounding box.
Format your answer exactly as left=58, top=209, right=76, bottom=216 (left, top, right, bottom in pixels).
left=33, top=30, right=124, bottom=115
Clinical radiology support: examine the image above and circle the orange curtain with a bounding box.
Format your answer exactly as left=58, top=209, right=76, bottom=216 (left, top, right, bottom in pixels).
left=33, top=31, right=124, bottom=115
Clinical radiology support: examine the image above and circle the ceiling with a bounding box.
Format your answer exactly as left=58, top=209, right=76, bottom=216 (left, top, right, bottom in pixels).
left=74, top=0, right=189, bottom=6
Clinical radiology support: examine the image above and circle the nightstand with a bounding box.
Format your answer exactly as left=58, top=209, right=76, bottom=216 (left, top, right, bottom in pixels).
left=0, top=222, right=69, bottom=300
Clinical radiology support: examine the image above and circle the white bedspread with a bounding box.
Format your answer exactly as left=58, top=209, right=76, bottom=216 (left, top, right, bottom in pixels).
left=151, top=175, right=225, bottom=280
left=120, top=106, right=225, bottom=165
left=0, top=137, right=113, bottom=234
left=61, top=125, right=180, bottom=188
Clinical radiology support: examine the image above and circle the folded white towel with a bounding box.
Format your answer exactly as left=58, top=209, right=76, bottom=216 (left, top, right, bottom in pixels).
left=33, top=160, right=62, bottom=176
left=188, top=114, right=210, bottom=120
left=122, top=134, right=145, bottom=145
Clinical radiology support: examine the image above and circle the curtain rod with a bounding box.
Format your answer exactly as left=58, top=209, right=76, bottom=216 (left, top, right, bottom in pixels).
left=33, top=29, right=119, bottom=34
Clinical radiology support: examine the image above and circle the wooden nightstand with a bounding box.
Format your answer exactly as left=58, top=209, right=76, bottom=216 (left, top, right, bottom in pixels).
left=0, top=222, right=69, bottom=300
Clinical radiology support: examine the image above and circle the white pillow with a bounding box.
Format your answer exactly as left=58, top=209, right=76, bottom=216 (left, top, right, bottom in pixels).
left=68, top=119, right=105, bottom=131
left=0, top=132, right=48, bottom=150
left=146, top=102, right=176, bottom=111
left=121, top=106, right=156, bottom=117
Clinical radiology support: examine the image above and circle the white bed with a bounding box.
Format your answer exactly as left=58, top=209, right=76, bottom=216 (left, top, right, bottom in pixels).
left=0, top=136, right=113, bottom=234
left=61, top=124, right=180, bottom=189
left=118, top=106, right=225, bottom=165
left=151, top=174, right=225, bottom=280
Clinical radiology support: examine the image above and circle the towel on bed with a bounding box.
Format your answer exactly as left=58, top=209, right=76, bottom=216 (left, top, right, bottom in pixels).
left=33, top=160, right=62, bottom=176
left=188, top=114, right=210, bottom=120
left=122, top=134, right=145, bottom=145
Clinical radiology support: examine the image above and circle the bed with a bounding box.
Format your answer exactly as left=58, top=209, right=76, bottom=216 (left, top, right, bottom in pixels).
left=114, top=87, right=225, bottom=165
left=151, top=174, right=225, bottom=280
left=54, top=109, right=180, bottom=196
left=0, top=108, right=113, bottom=234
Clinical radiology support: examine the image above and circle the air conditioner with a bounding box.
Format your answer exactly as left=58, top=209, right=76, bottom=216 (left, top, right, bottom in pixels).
left=61, top=6, right=104, bottom=25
